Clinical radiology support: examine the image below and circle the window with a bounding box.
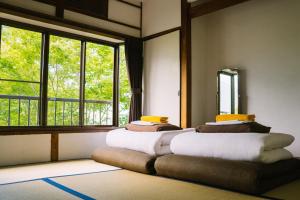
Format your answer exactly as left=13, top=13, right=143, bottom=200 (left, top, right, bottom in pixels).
left=118, top=45, right=131, bottom=126
left=0, top=25, right=42, bottom=126
left=48, top=35, right=81, bottom=126
left=85, top=42, right=114, bottom=125
left=0, top=23, right=130, bottom=128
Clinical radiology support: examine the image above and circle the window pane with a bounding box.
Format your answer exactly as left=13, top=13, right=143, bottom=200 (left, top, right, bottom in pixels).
left=220, top=74, right=232, bottom=114
left=47, top=35, right=81, bottom=126
left=118, top=45, right=131, bottom=126
left=84, top=42, right=114, bottom=125
left=0, top=25, right=41, bottom=126
left=0, top=26, right=41, bottom=82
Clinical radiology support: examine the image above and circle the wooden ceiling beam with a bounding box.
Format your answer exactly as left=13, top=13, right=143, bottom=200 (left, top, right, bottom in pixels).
left=190, top=0, right=250, bottom=18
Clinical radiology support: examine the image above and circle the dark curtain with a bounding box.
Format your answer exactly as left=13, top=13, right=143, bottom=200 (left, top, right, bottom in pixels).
left=125, top=38, right=143, bottom=122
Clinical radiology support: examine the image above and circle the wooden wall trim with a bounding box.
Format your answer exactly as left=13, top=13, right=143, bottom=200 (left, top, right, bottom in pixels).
left=55, top=0, right=64, bottom=18
left=117, top=0, right=142, bottom=9
left=0, top=2, right=138, bottom=40
left=40, top=32, right=49, bottom=126
left=51, top=133, right=59, bottom=161
left=0, top=127, right=116, bottom=135
left=190, top=0, right=250, bottom=18
left=106, top=17, right=141, bottom=30
left=113, top=47, right=120, bottom=126
left=34, top=0, right=141, bottom=30
left=34, top=0, right=109, bottom=18
left=0, top=17, right=119, bottom=47
left=180, top=0, right=191, bottom=128
left=142, top=27, right=181, bottom=42
left=140, top=2, right=143, bottom=37
left=79, top=41, right=86, bottom=126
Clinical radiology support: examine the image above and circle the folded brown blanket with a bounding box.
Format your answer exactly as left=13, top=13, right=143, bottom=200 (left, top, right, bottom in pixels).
left=196, top=122, right=271, bottom=133
left=155, top=154, right=300, bottom=194
left=92, top=147, right=156, bottom=174
left=125, top=123, right=182, bottom=132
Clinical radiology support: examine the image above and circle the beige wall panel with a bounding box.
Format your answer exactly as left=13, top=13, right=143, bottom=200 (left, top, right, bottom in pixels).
left=59, top=133, right=107, bottom=160
left=108, top=0, right=141, bottom=27
left=0, top=12, right=123, bottom=43
left=191, top=17, right=207, bottom=127
left=0, top=135, right=51, bottom=167
left=191, top=0, right=300, bottom=156
left=64, top=10, right=140, bottom=37
left=143, top=31, right=180, bottom=125
left=0, top=0, right=55, bottom=16
left=142, top=0, right=181, bottom=37
left=122, top=0, right=141, bottom=6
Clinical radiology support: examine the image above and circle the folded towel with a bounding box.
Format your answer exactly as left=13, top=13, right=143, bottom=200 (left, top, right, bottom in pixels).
left=141, top=116, right=168, bottom=123
left=216, top=114, right=255, bottom=122
left=170, top=132, right=294, bottom=163
left=131, top=121, right=157, bottom=126
left=206, top=120, right=247, bottom=125
left=197, top=122, right=271, bottom=133
left=126, top=123, right=182, bottom=132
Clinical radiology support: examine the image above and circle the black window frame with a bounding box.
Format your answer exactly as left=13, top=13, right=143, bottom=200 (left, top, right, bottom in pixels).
left=0, top=19, right=122, bottom=129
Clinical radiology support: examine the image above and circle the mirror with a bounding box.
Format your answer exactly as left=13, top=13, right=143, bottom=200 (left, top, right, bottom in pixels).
left=217, top=68, right=240, bottom=114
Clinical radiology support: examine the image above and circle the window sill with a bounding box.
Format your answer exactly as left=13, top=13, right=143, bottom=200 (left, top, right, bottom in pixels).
left=0, top=126, right=119, bottom=135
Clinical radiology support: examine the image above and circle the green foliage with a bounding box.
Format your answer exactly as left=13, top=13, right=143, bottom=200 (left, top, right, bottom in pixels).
left=47, top=35, right=81, bottom=125
left=0, top=26, right=41, bottom=96
left=0, top=26, right=41, bottom=126
left=0, top=25, right=130, bottom=127
left=48, top=35, right=81, bottom=99
left=85, top=42, right=114, bottom=101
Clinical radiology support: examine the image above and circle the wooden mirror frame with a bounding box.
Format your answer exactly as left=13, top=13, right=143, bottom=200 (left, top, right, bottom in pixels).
left=217, top=68, right=241, bottom=115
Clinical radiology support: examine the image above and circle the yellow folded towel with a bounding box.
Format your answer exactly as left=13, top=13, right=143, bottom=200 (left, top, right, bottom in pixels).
left=216, top=114, right=255, bottom=122
left=141, top=116, right=168, bottom=123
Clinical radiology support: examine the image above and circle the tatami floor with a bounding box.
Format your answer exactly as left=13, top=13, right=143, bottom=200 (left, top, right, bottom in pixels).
left=0, top=160, right=299, bottom=200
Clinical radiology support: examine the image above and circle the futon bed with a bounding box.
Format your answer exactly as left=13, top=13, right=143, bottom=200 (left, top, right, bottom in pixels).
left=155, top=154, right=300, bottom=194
left=92, top=147, right=156, bottom=174
left=92, top=122, right=300, bottom=195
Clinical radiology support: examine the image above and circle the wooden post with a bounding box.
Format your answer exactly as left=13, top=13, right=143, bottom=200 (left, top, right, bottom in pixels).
left=180, top=0, right=191, bottom=128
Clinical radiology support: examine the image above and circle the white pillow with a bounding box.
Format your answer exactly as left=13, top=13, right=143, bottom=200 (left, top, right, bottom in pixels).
left=263, top=133, right=295, bottom=150
left=258, top=148, right=293, bottom=163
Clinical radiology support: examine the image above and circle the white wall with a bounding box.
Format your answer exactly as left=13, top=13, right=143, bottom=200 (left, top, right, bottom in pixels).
left=191, top=16, right=207, bottom=127
left=142, top=0, right=181, bottom=37
left=108, top=0, right=141, bottom=28
left=0, top=135, right=51, bottom=167
left=59, top=133, right=107, bottom=160
left=142, top=0, right=181, bottom=125
left=143, top=31, right=180, bottom=125
left=191, top=0, right=300, bottom=156
left=0, top=133, right=107, bottom=167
